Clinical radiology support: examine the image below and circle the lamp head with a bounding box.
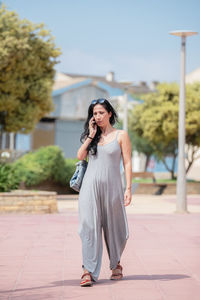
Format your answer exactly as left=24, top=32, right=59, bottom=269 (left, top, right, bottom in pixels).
left=169, top=30, right=198, bottom=37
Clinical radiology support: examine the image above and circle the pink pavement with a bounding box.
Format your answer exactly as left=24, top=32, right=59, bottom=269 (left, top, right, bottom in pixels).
left=0, top=210, right=200, bottom=300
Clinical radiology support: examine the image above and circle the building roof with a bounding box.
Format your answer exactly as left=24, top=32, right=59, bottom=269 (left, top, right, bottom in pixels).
left=186, top=67, right=200, bottom=84
left=53, top=71, right=153, bottom=101
left=52, top=79, right=93, bottom=96
left=63, top=72, right=153, bottom=95
left=64, top=72, right=128, bottom=90
left=53, top=72, right=86, bottom=90
left=64, top=72, right=106, bottom=82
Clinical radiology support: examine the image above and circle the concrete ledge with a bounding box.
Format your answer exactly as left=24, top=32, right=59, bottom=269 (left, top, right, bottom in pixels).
left=133, top=183, right=166, bottom=195
left=162, top=182, right=200, bottom=194
left=0, top=190, right=58, bottom=214
left=133, top=182, right=200, bottom=195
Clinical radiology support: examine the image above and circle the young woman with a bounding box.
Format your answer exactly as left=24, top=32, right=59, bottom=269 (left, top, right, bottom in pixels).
left=77, top=98, right=132, bottom=287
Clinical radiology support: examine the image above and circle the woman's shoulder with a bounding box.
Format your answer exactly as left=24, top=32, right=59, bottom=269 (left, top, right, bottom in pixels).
left=117, top=129, right=129, bottom=137
left=117, top=130, right=130, bottom=145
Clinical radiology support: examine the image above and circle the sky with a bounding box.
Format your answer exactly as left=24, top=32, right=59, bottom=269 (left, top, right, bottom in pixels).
left=3, top=0, right=200, bottom=83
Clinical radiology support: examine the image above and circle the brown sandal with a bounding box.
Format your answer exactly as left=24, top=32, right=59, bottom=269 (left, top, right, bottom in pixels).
left=80, top=272, right=93, bottom=287
left=110, top=264, right=123, bottom=280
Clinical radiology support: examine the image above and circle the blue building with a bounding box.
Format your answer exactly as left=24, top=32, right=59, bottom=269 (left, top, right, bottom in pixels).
left=16, top=71, right=142, bottom=158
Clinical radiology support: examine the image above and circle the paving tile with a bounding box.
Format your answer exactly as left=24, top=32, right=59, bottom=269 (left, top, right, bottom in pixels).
left=0, top=200, right=200, bottom=300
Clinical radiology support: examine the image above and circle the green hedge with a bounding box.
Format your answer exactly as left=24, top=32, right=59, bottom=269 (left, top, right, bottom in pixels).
left=0, top=163, right=20, bottom=192
left=58, top=158, right=78, bottom=186
left=0, top=146, right=78, bottom=192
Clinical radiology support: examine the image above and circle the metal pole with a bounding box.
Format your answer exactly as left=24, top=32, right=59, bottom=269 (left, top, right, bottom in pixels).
left=2, top=132, right=6, bottom=149
left=176, top=36, right=188, bottom=213
left=9, top=133, right=14, bottom=150
left=123, top=92, right=128, bottom=131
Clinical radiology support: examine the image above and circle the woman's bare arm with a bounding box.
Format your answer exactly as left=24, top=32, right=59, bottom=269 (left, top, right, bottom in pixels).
left=77, top=137, right=92, bottom=160
left=77, top=116, right=97, bottom=160
left=120, top=130, right=132, bottom=206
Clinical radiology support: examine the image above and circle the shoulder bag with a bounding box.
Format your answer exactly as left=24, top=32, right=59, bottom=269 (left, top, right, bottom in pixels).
left=69, top=160, right=88, bottom=192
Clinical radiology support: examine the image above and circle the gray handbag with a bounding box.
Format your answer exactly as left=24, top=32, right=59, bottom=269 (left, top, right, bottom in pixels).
left=69, top=160, right=88, bottom=192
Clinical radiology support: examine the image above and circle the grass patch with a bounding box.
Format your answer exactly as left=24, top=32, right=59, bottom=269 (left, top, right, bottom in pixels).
left=132, top=178, right=199, bottom=184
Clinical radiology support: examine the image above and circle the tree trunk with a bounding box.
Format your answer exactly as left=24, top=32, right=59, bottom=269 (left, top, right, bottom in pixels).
left=185, top=144, right=200, bottom=174
left=145, top=154, right=151, bottom=171
left=162, top=152, right=177, bottom=180
left=186, top=161, right=194, bottom=174
left=171, top=152, right=177, bottom=180
left=170, top=169, right=176, bottom=180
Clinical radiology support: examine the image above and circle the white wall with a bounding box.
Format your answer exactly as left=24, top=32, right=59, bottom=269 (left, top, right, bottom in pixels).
left=186, top=147, right=200, bottom=181
left=132, top=150, right=147, bottom=172
left=58, top=85, right=108, bottom=119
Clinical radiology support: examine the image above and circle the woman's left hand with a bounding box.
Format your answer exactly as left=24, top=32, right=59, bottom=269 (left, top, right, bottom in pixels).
left=124, top=189, right=132, bottom=206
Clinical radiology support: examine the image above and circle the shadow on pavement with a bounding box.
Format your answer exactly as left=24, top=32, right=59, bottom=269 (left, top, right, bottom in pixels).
left=0, top=273, right=191, bottom=295
left=123, top=274, right=190, bottom=281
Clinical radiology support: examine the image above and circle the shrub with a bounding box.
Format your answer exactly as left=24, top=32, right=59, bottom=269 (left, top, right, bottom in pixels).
left=0, top=146, right=79, bottom=192
left=0, top=163, right=20, bottom=192
left=66, top=158, right=78, bottom=183
left=13, top=146, right=78, bottom=188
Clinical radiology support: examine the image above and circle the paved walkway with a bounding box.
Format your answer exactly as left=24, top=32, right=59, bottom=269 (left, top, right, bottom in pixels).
left=0, top=194, right=200, bottom=299
left=57, top=194, right=200, bottom=214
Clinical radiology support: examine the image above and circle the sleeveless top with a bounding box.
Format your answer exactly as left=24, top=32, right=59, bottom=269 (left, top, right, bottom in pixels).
left=85, top=130, right=122, bottom=186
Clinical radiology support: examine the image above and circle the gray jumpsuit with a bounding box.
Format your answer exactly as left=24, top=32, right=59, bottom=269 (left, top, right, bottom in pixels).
left=78, top=130, right=129, bottom=281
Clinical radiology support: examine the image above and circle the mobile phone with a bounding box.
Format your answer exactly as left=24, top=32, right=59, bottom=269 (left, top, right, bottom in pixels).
left=92, top=117, right=96, bottom=128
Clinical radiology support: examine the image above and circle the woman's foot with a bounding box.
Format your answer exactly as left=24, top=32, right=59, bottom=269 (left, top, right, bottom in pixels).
left=80, top=270, right=93, bottom=287
left=110, top=263, right=123, bottom=280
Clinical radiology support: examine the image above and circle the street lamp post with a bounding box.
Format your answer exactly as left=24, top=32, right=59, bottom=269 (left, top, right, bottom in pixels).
left=169, top=30, right=198, bottom=213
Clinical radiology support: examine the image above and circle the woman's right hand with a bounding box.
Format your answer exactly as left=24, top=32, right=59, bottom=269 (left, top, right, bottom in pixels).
left=89, top=116, right=97, bottom=138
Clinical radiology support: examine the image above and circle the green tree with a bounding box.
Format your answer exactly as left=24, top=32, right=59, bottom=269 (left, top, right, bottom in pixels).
left=0, top=5, right=61, bottom=133
left=115, top=113, right=154, bottom=166
left=129, top=131, right=155, bottom=170
left=129, top=82, right=200, bottom=179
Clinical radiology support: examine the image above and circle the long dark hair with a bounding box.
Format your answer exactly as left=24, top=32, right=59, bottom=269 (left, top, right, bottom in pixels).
left=80, top=99, right=118, bottom=156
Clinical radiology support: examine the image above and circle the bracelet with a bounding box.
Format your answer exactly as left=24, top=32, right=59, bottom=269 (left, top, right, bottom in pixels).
left=88, top=136, right=93, bottom=140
